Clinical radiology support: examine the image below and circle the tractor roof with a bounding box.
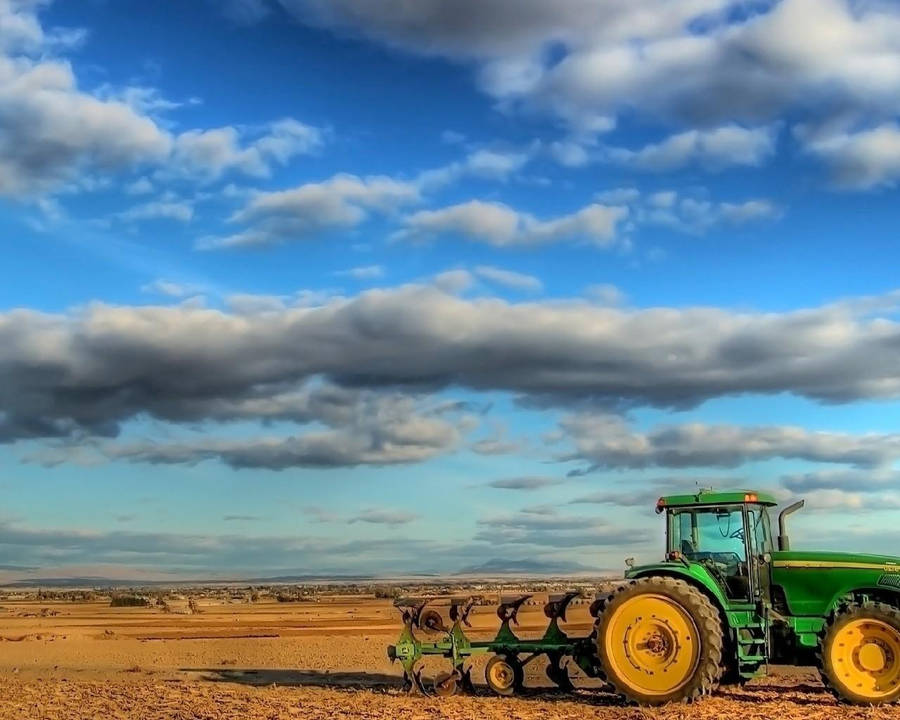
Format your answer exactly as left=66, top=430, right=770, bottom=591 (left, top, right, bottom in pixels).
left=657, top=489, right=779, bottom=510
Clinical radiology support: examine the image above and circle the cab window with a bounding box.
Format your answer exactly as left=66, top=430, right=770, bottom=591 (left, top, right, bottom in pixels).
left=748, top=506, right=772, bottom=555
left=669, top=506, right=750, bottom=599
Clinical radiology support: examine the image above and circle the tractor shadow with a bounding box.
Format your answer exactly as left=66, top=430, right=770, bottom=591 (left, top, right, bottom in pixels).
left=182, top=668, right=403, bottom=690
left=183, top=668, right=629, bottom=705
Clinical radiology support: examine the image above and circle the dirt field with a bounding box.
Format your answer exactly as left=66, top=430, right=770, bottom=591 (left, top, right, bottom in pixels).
left=0, top=593, right=895, bottom=719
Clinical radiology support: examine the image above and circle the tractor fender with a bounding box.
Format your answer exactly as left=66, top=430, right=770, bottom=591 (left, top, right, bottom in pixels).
left=626, top=564, right=736, bottom=627
left=826, top=585, right=900, bottom=616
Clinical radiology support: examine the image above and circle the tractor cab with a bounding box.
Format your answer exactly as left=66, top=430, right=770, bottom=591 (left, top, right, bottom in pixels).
left=656, top=490, right=779, bottom=604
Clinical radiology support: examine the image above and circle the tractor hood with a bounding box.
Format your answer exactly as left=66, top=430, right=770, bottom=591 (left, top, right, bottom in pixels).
left=771, top=550, right=900, bottom=615
left=771, top=550, right=900, bottom=570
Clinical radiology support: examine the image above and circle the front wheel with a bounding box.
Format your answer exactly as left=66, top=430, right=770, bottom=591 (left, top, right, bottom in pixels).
left=819, top=602, right=900, bottom=704
left=594, top=576, right=724, bottom=705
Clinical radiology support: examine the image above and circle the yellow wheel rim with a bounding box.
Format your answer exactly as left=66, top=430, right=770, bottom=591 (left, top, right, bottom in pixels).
left=487, top=659, right=515, bottom=691
left=603, top=594, right=700, bottom=696
left=830, top=619, right=900, bottom=699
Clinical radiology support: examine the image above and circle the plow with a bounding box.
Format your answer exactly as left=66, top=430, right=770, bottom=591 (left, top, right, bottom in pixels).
left=388, top=591, right=596, bottom=696
left=387, top=489, right=900, bottom=706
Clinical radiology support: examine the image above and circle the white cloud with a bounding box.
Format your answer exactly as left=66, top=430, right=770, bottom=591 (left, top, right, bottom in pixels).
left=611, top=190, right=782, bottom=235
left=0, top=3, right=325, bottom=198
left=125, top=177, right=154, bottom=195
left=0, top=54, right=172, bottom=196
left=282, top=0, right=900, bottom=136
left=550, top=140, right=591, bottom=168
left=607, top=125, right=778, bottom=171
left=117, top=200, right=194, bottom=223
left=432, top=269, right=474, bottom=294
left=140, top=279, right=206, bottom=299
left=474, top=265, right=542, bottom=292
left=417, top=146, right=534, bottom=189
left=586, top=283, right=625, bottom=306
left=168, top=118, right=323, bottom=182
left=334, top=264, right=385, bottom=280
left=202, top=173, right=420, bottom=249
left=594, top=187, right=641, bottom=205
left=347, top=509, right=420, bottom=525
left=562, top=414, right=900, bottom=471
left=398, top=199, right=628, bottom=247
left=7, top=286, right=900, bottom=445
left=805, top=124, right=900, bottom=190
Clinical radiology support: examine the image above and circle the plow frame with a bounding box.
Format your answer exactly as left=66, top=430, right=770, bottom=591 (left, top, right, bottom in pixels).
left=387, top=592, right=600, bottom=695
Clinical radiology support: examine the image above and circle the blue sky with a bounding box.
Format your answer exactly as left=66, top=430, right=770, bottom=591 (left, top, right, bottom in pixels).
left=2, top=0, right=900, bottom=581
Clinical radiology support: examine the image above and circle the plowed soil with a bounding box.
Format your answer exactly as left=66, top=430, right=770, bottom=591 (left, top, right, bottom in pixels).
left=0, top=595, right=893, bottom=719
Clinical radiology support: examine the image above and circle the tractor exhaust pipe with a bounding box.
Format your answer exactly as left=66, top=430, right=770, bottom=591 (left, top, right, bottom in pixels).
left=777, top=500, right=805, bottom=551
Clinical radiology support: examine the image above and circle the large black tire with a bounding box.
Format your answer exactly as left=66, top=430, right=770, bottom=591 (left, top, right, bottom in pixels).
left=818, top=601, right=900, bottom=705
left=594, top=576, right=724, bottom=705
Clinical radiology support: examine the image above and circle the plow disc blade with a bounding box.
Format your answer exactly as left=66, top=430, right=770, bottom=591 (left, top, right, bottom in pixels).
left=418, top=608, right=447, bottom=633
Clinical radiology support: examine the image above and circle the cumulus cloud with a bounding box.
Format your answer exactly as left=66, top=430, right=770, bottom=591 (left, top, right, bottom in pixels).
left=140, top=279, right=205, bottom=298
left=116, top=200, right=194, bottom=223
left=607, top=188, right=781, bottom=235
left=779, top=469, right=900, bottom=511
left=473, top=265, right=542, bottom=292
left=124, top=177, right=154, bottom=195
left=5, top=286, right=900, bottom=444
left=417, top=146, right=534, bottom=189
left=334, top=265, right=385, bottom=280
left=279, top=0, right=900, bottom=133
left=0, top=54, right=172, bottom=195
left=0, top=3, right=323, bottom=196
left=168, top=118, right=323, bottom=182
left=561, top=414, right=900, bottom=471
left=586, top=283, right=626, bottom=306
left=606, top=125, right=778, bottom=172
left=804, top=124, right=900, bottom=190
left=91, top=386, right=467, bottom=470
left=397, top=199, right=628, bottom=247
left=203, top=173, right=420, bottom=248
left=432, top=269, right=474, bottom=294
left=347, top=509, right=420, bottom=525
left=485, top=476, right=563, bottom=490
left=470, top=422, right=521, bottom=455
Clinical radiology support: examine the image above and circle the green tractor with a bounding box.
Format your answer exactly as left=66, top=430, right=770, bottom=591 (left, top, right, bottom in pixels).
left=603, top=489, right=900, bottom=704
left=388, top=489, right=900, bottom=705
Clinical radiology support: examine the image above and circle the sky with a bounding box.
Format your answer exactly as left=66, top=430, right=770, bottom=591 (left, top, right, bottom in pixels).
left=3, top=0, right=900, bottom=582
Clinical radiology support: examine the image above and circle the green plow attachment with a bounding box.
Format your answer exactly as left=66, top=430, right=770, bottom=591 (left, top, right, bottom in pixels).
left=387, top=592, right=602, bottom=696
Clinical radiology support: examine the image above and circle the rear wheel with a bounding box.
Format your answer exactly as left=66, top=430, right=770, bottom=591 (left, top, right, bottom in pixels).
left=819, top=602, right=900, bottom=704
left=595, top=576, right=724, bottom=705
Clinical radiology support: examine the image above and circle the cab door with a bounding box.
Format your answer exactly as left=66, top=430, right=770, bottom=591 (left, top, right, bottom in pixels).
left=745, top=505, right=773, bottom=607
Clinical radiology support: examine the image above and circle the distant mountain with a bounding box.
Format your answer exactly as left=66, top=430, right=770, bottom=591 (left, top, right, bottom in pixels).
left=0, top=576, right=132, bottom=588
left=454, top=558, right=595, bottom=576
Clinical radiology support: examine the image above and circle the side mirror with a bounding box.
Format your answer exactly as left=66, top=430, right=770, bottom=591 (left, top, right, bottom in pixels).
left=777, top=500, right=805, bottom=551
left=625, top=557, right=635, bottom=569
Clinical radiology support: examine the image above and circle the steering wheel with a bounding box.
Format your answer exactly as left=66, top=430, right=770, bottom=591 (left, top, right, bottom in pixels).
left=716, top=551, right=744, bottom=568
left=703, top=552, right=744, bottom=577
left=729, top=527, right=745, bottom=541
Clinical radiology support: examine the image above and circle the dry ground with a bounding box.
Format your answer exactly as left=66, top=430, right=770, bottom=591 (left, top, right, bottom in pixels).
left=0, top=594, right=893, bottom=719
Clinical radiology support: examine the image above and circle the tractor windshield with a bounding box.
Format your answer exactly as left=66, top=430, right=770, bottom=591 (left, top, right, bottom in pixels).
left=669, top=505, right=751, bottom=599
